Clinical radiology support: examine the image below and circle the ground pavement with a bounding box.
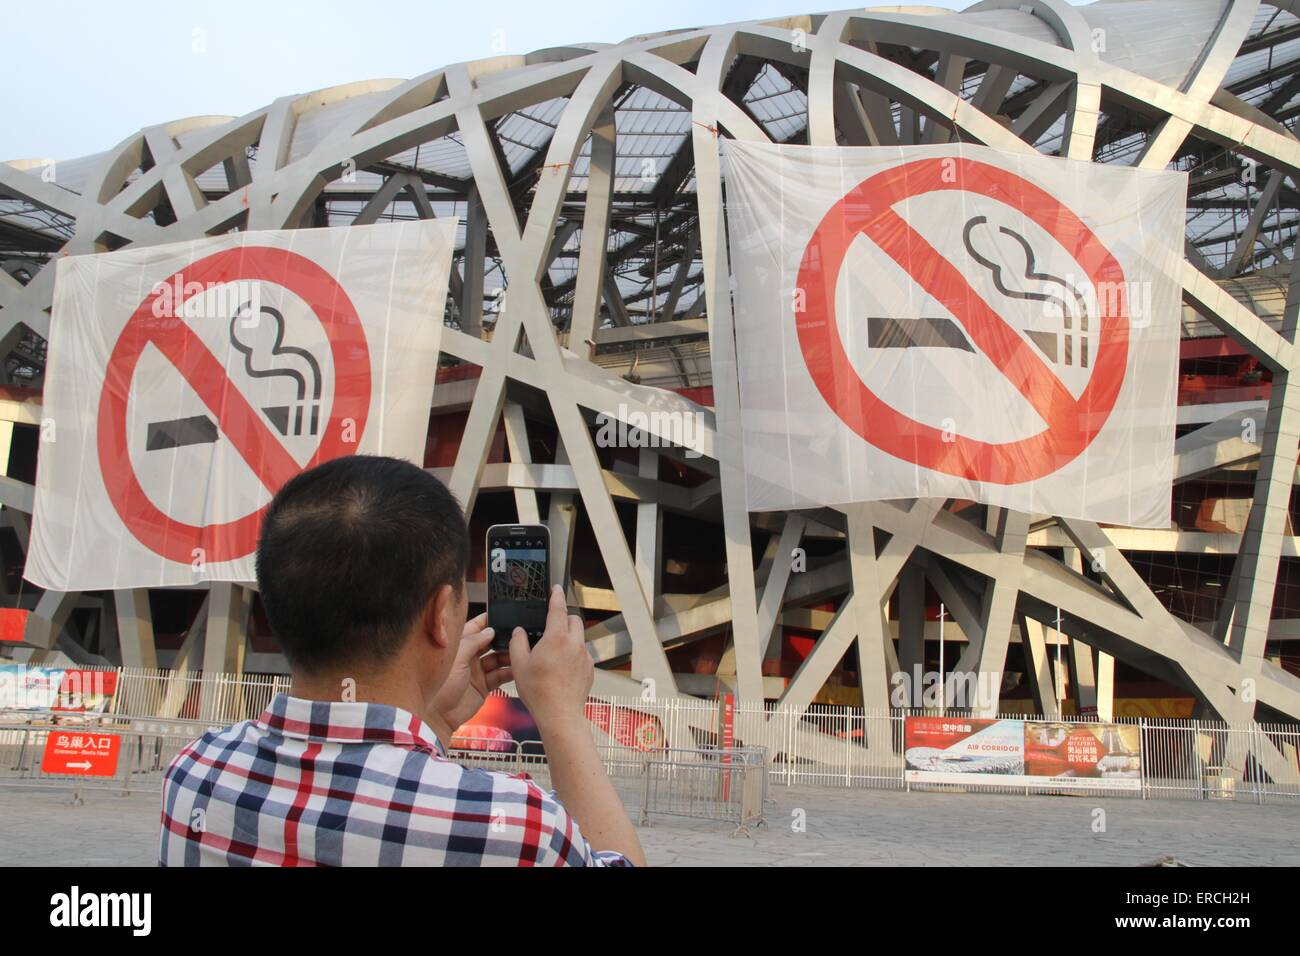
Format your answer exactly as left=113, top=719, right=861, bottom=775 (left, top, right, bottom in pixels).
left=1, top=783, right=1296, bottom=866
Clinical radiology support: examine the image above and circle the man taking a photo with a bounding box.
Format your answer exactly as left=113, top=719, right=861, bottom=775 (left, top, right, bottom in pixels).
left=160, top=454, right=645, bottom=867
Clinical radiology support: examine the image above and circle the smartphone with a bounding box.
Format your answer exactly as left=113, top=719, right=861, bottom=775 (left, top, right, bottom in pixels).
left=486, top=524, right=551, bottom=652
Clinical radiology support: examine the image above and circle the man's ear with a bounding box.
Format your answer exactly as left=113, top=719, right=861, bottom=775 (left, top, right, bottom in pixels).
left=423, top=584, right=457, bottom=650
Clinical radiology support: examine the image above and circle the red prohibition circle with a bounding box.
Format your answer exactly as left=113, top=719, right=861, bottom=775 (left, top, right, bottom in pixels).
left=97, top=246, right=371, bottom=565
left=794, top=157, right=1129, bottom=485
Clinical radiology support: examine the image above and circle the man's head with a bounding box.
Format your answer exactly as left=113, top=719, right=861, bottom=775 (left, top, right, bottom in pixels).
left=256, top=455, right=470, bottom=690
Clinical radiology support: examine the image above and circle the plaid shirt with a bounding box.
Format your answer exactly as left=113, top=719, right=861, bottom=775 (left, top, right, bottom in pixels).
left=159, top=694, right=632, bottom=867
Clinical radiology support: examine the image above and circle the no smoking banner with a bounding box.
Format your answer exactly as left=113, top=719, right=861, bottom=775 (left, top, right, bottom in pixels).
left=27, top=221, right=457, bottom=590
left=722, top=142, right=1185, bottom=528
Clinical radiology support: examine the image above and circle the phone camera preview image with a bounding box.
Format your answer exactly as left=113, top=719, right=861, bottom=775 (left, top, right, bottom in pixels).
left=487, top=535, right=549, bottom=651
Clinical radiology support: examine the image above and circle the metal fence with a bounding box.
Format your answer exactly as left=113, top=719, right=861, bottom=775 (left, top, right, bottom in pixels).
left=446, top=737, right=768, bottom=833
left=0, top=724, right=200, bottom=795
left=0, top=719, right=770, bottom=833
left=109, top=668, right=291, bottom=724
left=586, top=695, right=1300, bottom=804
left=635, top=747, right=767, bottom=833
left=0, top=664, right=289, bottom=725
left=1138, top=718, right=1300, bottom=803
left=3, top=664, right=1299, bottom=806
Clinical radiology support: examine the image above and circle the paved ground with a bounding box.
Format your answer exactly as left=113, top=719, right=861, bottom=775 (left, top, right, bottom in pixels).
left=1, top=783, right=1297, bottom=866
left=640, top=786, right=1300, bottom=866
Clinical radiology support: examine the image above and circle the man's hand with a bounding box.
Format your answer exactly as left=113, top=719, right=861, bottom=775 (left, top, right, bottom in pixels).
left=432, top=613, right=513, bottom=733
left=509, top=586, right=645, bottom=866
left=509, top=586, right=593, bottom=733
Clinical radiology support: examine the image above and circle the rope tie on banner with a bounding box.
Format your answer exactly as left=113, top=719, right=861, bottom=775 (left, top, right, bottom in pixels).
left=693, top=120, right=720, bottom=137
left=950, top=97, right=965, bottom=147
left=539, top=161, right=572, bottom=173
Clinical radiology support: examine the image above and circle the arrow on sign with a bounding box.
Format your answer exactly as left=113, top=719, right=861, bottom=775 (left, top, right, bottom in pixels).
left=67, top=760, right=93, bottom=772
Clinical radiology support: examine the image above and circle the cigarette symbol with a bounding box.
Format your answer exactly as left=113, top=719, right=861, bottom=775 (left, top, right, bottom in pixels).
left=145, top=301, right=324, bottom=450
left=866, top=219, right=1091, bottom=366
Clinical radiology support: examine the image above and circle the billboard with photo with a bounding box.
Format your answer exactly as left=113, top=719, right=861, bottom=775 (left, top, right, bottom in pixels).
left=0, top=666, right=119, bottom=714
left=904, top=715, right=1141, bottom=791
left=1023, top=720, right=1141, bottom=788
left=450, top=694, right=665, bottom=756
left=904, top=717, right=1025, bottom=781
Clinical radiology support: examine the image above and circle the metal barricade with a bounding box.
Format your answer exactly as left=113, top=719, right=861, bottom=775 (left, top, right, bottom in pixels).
left=444, top=739, right=770, bottom=833
left=0, top=723, right=204, bottom=795
left=637, top=746, right=768, bottom=835
left=445, top=736, right=552, bottom=786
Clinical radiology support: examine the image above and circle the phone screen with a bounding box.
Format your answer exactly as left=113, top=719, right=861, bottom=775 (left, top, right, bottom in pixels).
left=487, top=528, right=550, bottom=649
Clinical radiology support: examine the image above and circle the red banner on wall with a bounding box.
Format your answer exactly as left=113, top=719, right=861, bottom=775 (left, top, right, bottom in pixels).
left=0, top=608, right=28, bottom=643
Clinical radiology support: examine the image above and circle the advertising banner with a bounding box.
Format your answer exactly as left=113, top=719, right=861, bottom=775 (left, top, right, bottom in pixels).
left=905, top=715, right=1141, bottom=791
left=0, top=666, right=119, bottom=713
left=904, top=716, right=1025, bottom=781
left=451, top=694, right=666, bottom=755
left=1023, top=719, right=1142, bottom=788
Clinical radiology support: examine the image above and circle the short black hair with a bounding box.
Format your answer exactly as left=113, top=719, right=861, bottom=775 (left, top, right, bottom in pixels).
left=255, top=455, right=469, bottom=673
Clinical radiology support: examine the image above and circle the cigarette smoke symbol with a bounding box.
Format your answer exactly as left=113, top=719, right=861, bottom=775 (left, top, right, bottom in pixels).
left=961, top=215, right=1091, bottom=368
left=228, top=301, right=323, bottom=438
left=144, top=300, right=325, bottom=452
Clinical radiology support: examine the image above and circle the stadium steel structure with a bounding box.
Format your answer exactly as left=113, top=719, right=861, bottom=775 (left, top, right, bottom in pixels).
left=4, top=1, right=1300, bottom=774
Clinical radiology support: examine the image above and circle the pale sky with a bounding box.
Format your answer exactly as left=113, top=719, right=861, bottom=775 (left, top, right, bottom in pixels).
left=3, top=0, right=968, bottom=162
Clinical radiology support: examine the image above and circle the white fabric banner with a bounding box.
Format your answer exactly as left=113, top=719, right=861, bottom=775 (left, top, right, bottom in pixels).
left=721, top=141, right=1185, bottom=527
left=27, top=219, right=457, bottom=590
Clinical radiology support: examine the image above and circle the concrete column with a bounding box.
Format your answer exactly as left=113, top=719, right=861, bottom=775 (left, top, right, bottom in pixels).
left=199, top=584, right=249, bottom=720
left=568, top=102, right=615, bottom=351
left=1019, top=614, right=1062, bottom=720
left=546, top=440, right=577, bottom=596
left=633, top=449, right=663, bottom=678
left=115, top=589, right=158, bottom=670
left=501, top=403, right=540, bottom=525
left=898, top=563, right=926, bottom=684
left=460, top=185, right=487, bottom=338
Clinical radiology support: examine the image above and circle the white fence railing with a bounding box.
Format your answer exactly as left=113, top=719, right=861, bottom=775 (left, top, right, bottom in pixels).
left=3, top=665, right=1299, bottom=803
left=0, top=664, right=290, bottom=726
left=110, top=667, right=291, bottom=724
